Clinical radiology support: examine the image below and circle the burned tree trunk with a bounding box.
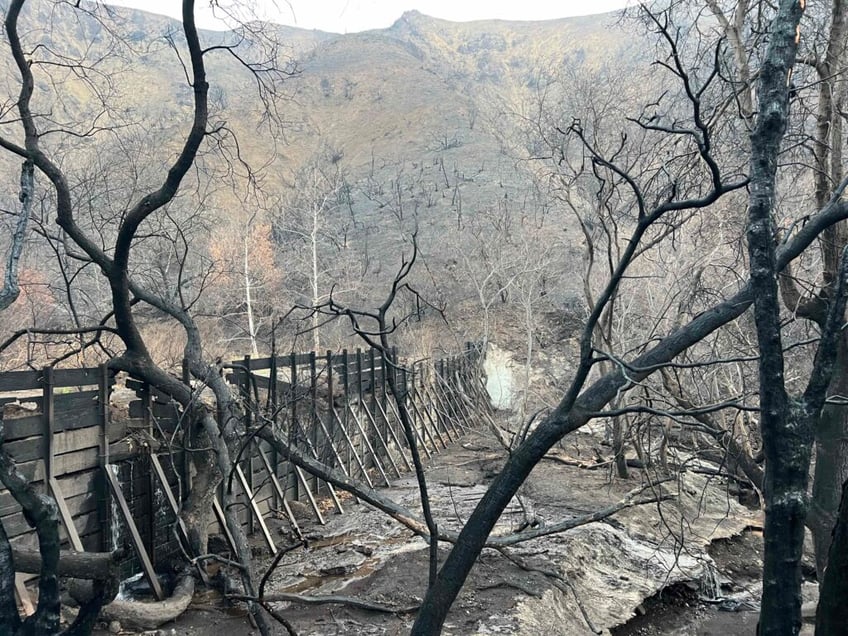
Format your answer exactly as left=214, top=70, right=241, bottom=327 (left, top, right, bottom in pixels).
left=1, top=423, right=116, bottom=635
left=816, top=477, right=848, bottom=632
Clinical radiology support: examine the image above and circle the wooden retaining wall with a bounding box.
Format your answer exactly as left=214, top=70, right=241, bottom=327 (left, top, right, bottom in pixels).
left=0, top=344, right=487, bottom=594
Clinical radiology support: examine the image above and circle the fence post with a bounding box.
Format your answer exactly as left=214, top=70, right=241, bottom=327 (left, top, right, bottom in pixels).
left=356, top=349, right=364, bottom=476
left=289, top=352, right=299, bottom=501
left=342, top=348, right=350, bottom=454
left=309, top=351, right=319, bottom=493
left=98, top=364, right=111, bottom=553
left=269, top=347, right=278, bottom=511
left=239, top=355, right=253, bottom=534
left=179, top=358, right=193, bottom=501
left=370, top=349, right=380, bottom=446
left=326, top=350, right=335, bottom=442
left=42, top=366, right=55, bottom=482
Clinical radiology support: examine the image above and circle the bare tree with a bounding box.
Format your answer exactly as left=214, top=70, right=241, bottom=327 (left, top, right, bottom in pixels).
left=274, top=148, right=361, bottom=351
left=743, top=1, right=848, bottom=631
left=407, top=1, right=848, bottom=632
left=0, top=1, right=293, bottom=632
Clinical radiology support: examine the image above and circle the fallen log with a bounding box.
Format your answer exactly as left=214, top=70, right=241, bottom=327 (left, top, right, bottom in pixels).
left=12, top=547, right=119, bottom=579
left=99, top=575, right=195, bottom=631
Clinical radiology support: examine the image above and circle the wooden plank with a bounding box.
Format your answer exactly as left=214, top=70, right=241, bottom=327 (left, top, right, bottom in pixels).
left=0, top=396, right=40, bottom=409
left=250, top=352, right=317, bottom=370
left=49, top=477, right=84, bottom=552
left=4, top=511, right=33, bottom=540
left=0, top=470, right=97, bottom=515
left=56, top=470, right=98, bottom=498
left=2, top=484, right=96, bottom=523
left=63, top=508, right=101, bottom=544
left=247, top=357, right=272, bottom=370
left=2, top=490, right=99, bottom=540
left=51, top=367, right=104, bottom=388
left=0, top=492, right=21, bottom=517
left=234, top=465, right=276, bottom=555
left=5, top=427, right=101, bottom=464
left=0, top=370, right=41, bottom=392
left=59, top=410, right=102, bottom=434
left=103, top=465, right=164, bottom=601
left=0, top=397, right=101, bottom=434
left=13, top=447, right=99, bottom=483
left=53, top=390, right=99, bottom=411
left=1, top=414, right=42, bottom=441
left=212, top=497, right=237, bottom=555
left=15, top=573, right=35, bottom=616
left=44, top=367, right=55, bottom=481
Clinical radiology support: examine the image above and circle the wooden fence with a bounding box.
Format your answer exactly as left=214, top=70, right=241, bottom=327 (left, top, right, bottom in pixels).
left=0, top=343, right=488, bottom=605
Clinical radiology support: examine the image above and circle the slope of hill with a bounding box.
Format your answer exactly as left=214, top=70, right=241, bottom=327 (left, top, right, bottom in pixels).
left=0, top=1, right=644, bottom=358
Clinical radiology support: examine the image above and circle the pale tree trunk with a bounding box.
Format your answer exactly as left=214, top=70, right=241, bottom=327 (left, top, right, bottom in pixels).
left=518, top=287, right=534, bottom=424
left=243, top=237, right=259, bottom=358
left=311, top=205, right=320, bottom=353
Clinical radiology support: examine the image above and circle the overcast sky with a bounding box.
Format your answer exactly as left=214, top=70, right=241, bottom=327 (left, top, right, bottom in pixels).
left=106, top=1, right=631, bottom=33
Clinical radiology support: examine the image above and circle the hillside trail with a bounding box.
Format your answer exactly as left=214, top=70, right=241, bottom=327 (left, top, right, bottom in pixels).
left=91, top=424, right=778, bottom=635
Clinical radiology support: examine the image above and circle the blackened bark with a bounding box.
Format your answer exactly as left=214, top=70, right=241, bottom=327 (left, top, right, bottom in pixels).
left=0, top=430, right=61, bottom=634
left=11, top=547, right=119, bottom=579
left=744, top=1, right=807, bottom=633
left=778, top=0, right=848, bottom=582
left=0, top=512, right=21, bottom=632
left=809, top=341, right=848, bottom=578
left=817, top=478, right=848, bottom=633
